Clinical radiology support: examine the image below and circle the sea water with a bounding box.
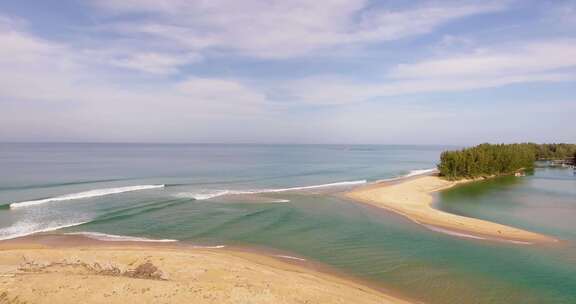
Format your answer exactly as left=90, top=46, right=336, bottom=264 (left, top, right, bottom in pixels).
left=0, top=143, right=575, bottom=303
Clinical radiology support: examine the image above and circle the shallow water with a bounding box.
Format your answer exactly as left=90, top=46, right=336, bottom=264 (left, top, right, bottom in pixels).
left=1, top=143, right=575, bottom=303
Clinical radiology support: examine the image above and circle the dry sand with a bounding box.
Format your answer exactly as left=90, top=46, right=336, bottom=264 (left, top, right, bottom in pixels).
left=346, top=175, right=557, bottom=244
left=0, top=238, right=411, bottom=304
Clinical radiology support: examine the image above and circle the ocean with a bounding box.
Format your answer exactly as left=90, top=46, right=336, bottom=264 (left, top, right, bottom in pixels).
left=1, top=143, right=575, bottom=303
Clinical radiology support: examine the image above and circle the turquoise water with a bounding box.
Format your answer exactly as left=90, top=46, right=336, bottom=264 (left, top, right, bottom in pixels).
left=1, top=143, right=575, bottom=303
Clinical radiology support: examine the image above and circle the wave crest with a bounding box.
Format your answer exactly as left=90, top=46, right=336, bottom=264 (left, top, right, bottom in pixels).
left=0, top=221, right=88, bottom=241
left=405, top=168, right=437, bottom=177
left=378, top=168, right=437, bottom=182
left=175, top=180, right=367, bottom=200
left=10, top=184, right=165, bottom=209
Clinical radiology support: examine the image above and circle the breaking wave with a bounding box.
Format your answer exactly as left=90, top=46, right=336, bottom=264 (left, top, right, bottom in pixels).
left=9, top=185, right=165, bottom=209
left=0, top=221, right=88, bottom=241
left=175, top=180, right=367, bottom=200
left=404, top=168, right=437, bottom=177
left=378, top=168, right=437, bottom=182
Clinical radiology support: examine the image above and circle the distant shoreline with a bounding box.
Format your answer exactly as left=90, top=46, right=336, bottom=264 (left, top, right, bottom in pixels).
left=346, top=173, right=558, bottom=244
left=0, top=234, right=411, bottom=304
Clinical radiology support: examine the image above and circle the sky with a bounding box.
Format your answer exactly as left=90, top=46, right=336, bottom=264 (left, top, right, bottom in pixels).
left=0, top=0, right=575, bottom=145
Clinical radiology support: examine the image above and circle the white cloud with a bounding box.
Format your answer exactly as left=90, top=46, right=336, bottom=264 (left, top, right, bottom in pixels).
left=433, top=34, right=475, bottom=53
left=0, top=28, right=61, bottom=64
left=106, top=52, right=202, bottom=75
left=284, top=40, right=576, bottom=105
left=0, top=18, right=274, bottom=141
left=0, top=21, right=80, bottom=102
left=1, top=2, right=574, bottom=144
left=0, top=17, right=261, bottom=106
left=176, top=78, right=266, bottom=106
left=285, top=73, right=574, bottom=105
left=391, top=40, right=576, bottom=79
left=90, top=0, right=508, bottom=59
left=308, top=98, right=576, bottom=144
left=546, top=1, right=576, bottom=26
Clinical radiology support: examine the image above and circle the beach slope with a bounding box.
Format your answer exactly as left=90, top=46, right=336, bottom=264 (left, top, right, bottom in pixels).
left=346, top=175, right=556, bottom=244
left=0, top=241, right=410, bottom=304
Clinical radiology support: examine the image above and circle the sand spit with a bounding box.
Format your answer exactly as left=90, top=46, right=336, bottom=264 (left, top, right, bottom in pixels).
left=346, top=175, right=557, bottom=244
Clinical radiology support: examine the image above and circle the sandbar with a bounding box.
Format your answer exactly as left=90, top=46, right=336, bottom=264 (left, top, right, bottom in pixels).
left=346, top=175, right=557, bottom=244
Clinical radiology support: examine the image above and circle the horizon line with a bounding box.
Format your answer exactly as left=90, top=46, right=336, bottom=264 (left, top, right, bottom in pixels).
left=1, top=141, right=573, bottom=146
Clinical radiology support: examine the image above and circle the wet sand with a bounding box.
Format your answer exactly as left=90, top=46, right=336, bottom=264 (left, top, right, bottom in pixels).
left=0, top=235, right=411, bottom=304
left=346, top=174, right=557, bottom=244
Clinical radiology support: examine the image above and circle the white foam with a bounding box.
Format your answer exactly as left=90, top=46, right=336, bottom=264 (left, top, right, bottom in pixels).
left=65, top=231, right=177, bottom=243
left=378, top=168, right=437, bottom=182
left=269, top=199, right=291, bottom=203
left=423, top=224, right=534, bottom=245
left=502, top=239, right=533, bottom=245
left=274, top=255, right=307, bottom=261
left=0, top=221, right=88, bottom=241
left=10, top=184, right=165, bottom=209
left=191, top=245, right=226, bottom=249
left=178, top=190, right=233, bottom=200
left=261, top=180, right=367, bottom=192
left=176, top=180, right=367, bottom=200
left=423, top=224, right=487, bottom=240
left=404, top=168, right=437, bottom=178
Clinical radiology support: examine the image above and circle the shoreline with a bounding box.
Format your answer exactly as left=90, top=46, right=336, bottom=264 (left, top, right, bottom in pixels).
left=0, top=234, right=412, bottom=304
left=346, top=174, right=558, bottom=244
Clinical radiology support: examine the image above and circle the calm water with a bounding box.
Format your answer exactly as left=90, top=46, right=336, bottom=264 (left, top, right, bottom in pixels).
left=0, top=143, right=575, bottom=303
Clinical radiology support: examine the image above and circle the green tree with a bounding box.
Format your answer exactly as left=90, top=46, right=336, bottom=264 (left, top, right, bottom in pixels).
left=437, top=143, right=576, bottom=180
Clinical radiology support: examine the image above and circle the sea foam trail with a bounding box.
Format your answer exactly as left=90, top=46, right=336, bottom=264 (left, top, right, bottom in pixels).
left=0, top=221, right=88, bottom=241
left=65, top=232, right=177, bottom=243
left=378, top=168, right=437, bottom=182
left=422, top=225, right=534, bottom=245
left=191, top=245, right=226, bottom=249
left=404, top=168, right=437, bottom=177
left=9, top=184, right=165, bottom=209
left=176, top=180, right=367, bottom=200
left=274, top=255, right=307, bottom=261
left=422, top=224, right=487, bottom=240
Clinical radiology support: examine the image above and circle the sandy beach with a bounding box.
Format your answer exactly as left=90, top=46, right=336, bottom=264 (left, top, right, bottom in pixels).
left=0, top=236, right=411, bottom=304
left=346, top=175, right=557, bottom=244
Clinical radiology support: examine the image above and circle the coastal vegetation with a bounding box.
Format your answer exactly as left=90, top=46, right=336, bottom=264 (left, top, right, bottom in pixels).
left=438, top=143, right=576, bottom=180
left=533, top=143, right=576, bottom=160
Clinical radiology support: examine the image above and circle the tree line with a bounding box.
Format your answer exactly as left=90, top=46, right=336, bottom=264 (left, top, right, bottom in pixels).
left=438, top=143, right=576, bottom=180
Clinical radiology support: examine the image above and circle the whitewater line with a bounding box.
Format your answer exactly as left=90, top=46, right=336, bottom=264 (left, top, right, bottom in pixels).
left=376, top=168, right=437, bottom=183
left=0, top=221, right=89, bottom=241
left=176, top=180, right=368, bottom=200
left=177, top=168, right=437, bottom=201
left=9, top=184, right=165, bottom=209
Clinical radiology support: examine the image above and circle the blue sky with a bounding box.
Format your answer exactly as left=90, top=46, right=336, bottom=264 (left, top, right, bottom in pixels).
left=0, top=0, right=575, bottom=144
